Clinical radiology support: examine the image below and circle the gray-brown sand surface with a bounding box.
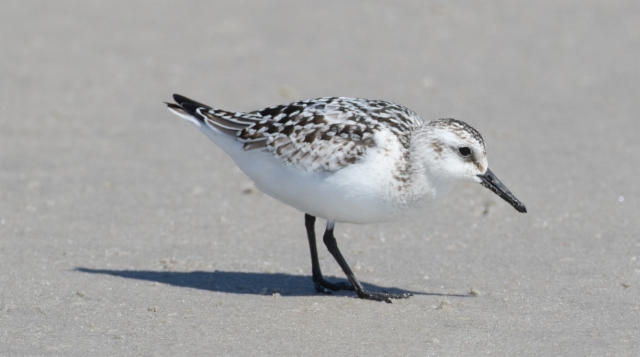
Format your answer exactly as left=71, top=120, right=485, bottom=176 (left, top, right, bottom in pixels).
left=1, top=1, right=639, bottom=355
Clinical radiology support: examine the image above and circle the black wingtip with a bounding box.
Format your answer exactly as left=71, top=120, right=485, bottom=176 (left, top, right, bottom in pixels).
left=172, top=93, right=188, bottom=104
left=164, top=101, right=182, bottom=110
left=171, top=94, right=212, bottom=116
left=173, top=94, right=207, bottom=107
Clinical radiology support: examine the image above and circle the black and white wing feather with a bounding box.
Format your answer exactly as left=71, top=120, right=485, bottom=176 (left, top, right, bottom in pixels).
left=167, top=95, right=423, bottom=172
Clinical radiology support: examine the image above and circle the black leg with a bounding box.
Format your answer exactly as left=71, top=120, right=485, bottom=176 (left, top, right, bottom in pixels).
left=322, top=221, right=412, bottom=303
left=305, top=214, right=354, bottom=293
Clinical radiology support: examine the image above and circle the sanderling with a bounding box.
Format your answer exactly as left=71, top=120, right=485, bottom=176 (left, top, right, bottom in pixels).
left=166, top=94, right=526, bottom=303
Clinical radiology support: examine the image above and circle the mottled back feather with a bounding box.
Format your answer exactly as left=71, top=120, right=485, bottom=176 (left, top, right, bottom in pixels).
left=170, top=95, right=424, bottom=172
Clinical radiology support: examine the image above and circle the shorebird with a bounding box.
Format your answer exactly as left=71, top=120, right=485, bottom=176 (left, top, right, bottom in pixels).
left=166, top=94, right=526, bottom=303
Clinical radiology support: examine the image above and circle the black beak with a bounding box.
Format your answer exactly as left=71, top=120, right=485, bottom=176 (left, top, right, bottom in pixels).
left=477, top=169, right=527, bottom=213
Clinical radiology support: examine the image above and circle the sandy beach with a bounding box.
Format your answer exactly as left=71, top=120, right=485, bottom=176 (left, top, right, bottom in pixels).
left=1, top=1, right=638, bottom=355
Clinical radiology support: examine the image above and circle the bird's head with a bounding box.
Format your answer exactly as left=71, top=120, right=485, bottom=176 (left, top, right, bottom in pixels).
left=420, top=118, right=526, bottom=213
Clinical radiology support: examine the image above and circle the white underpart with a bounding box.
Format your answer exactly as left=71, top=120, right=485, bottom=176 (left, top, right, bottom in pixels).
left=168, top=98, right=488, bottom=224
left=232, top=145, right=410, bottom=223
left=183, top=124, right=437, bottom=223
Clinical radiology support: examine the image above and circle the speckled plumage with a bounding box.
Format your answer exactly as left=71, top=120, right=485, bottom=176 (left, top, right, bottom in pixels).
left=170, top=96, right=423, bottom=172
left=169, top=95, right=435, bottom=213
left=428, top=118, right=486, bottom=154
left=165, top=93, right=525, bottom=303
left=166, top=94, right=504, bottom=222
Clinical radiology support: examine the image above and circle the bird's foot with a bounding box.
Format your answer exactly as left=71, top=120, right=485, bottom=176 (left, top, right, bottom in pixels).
left=313, top=277, right=354, bottom=294
left=356, top=290, right=412, bottom=303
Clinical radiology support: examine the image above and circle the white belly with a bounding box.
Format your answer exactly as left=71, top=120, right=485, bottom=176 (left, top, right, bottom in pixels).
left=200, top=124, right=434, bottom=224
left=230, top=147, right=418, bottom=224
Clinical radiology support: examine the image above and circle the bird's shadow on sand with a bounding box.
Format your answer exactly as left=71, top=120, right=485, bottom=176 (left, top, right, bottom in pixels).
left=75, top=268, right=471, bottom=298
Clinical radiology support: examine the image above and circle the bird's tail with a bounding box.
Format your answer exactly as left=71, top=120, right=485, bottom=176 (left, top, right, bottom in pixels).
left=165, top=94, right=208, bottom=127
left=165, top=94, right=260, bottom=136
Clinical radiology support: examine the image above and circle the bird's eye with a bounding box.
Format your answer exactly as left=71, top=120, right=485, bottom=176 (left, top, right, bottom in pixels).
left=458, top=147, right=471, bottom=157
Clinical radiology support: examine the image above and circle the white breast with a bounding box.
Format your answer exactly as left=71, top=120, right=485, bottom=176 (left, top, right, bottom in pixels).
left=229, top=130, right=426, bottom=224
